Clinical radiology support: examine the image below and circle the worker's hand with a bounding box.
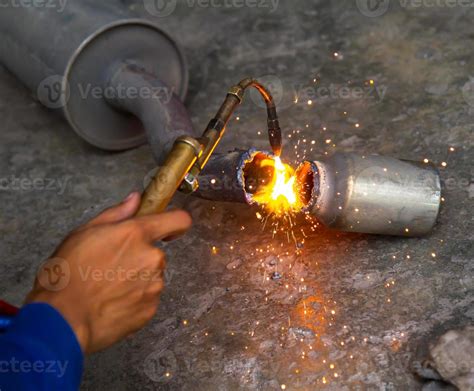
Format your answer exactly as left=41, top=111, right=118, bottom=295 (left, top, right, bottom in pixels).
left=25, top=192, right=192, bottom=354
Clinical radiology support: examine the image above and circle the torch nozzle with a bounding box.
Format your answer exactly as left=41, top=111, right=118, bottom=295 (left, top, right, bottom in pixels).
left=179, top=77, right=284, bottom=193
left=267, top=106, right=282, bottom=156
left=238, top=78, right=283, bottom=157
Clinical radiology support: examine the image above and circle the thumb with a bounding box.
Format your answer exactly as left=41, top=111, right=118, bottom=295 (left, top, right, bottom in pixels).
left=84, top=192, right=141, bottom=227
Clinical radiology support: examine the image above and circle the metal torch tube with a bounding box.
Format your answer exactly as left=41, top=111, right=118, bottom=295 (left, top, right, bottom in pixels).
left=305, top=152, right=441, bottom=236
left=137, top=137, right=202, bottom=216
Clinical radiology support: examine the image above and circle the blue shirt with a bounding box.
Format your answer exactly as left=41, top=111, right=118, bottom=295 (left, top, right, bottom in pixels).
left=0, top=303, right=83, bottom=390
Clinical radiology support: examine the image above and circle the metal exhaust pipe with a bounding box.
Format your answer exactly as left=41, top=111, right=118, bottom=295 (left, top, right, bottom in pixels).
left=199, top=151, right=442, bottom=237
left=298, top=153, right=442, bottom=236
left=194, top=149, right=275, bottom=204
left=0, top=1, right=197, bottom=163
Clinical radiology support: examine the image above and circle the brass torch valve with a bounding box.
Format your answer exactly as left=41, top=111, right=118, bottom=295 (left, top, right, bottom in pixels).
left=137, top=78, right=282, bottom=216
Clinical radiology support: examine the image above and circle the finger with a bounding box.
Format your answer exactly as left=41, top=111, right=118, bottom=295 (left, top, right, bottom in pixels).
left=145, top=278, right=164, bottom=297
left=142, top=247, right=166, bottom=273
left=84, top=192, right=141, bottom=228
left=136, top=210, right=192, bottom=242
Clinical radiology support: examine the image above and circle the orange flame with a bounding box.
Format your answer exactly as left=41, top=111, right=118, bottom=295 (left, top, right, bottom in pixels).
left=251, top=157, right=304, bottom=215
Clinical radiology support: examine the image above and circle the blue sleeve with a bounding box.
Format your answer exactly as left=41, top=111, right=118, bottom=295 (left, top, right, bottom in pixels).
left=0, top=303, right=84, bottom=390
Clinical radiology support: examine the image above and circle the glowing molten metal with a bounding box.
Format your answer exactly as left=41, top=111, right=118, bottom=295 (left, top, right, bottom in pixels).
left=251, top=157, right=304, bottom=215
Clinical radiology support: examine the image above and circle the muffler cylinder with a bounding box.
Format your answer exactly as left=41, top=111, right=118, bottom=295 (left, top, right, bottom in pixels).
left=303, top=153, right=441, bottom=236
left=0, top=1, right=188, bottom=151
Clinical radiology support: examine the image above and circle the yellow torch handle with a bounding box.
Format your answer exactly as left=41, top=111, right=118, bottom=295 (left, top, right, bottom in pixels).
left=136, top=136, right=202, bottom=216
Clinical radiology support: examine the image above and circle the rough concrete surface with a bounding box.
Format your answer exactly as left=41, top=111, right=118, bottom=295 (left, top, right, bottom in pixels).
left=0, top=0, right=473, bottom=390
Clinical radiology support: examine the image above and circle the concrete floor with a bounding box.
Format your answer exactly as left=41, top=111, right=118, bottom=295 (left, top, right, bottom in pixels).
left=0, top=0, right=473, bottom=389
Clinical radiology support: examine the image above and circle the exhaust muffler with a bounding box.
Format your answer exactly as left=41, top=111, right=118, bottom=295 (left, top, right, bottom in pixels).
left=0, top=1, right=195, bottom=162
left=299, top=153, right=441, bottom=236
